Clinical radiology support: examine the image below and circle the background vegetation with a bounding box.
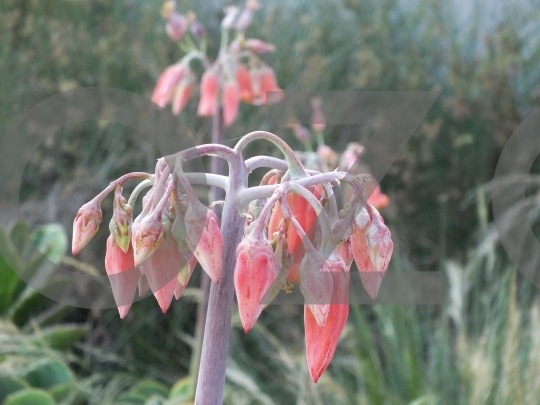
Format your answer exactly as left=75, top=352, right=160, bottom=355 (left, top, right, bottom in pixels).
left=1, top=0, right=540, bottom=403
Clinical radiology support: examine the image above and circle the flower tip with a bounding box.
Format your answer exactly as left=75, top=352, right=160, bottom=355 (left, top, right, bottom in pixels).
left=360, top=272, right=383, bottom=301
left=309, top=369, right=322, bottom=384
left=158, top=299, right=172, bottom=313
left=118, top=305, right=131, bottom=319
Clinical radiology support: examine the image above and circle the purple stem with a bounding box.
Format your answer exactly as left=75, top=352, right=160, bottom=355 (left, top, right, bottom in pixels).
left=194, top=143, right=247, bottom=405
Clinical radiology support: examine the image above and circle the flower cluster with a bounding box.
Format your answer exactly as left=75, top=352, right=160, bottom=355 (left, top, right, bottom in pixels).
left=71, top=131, right=393, bottom=384
left=151, top=0, right=282, bottom=125
left=235, top=174, right=393, bottom=382
left=72, top=163, right=222, bottom=317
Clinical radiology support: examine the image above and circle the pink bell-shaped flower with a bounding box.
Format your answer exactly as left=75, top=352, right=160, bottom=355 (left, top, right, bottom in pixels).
left=223, top=80, right=240, bottom=126
left=172, top=80, right=192, bottom=116
left=151, top=64, right=185, bottom=108
left=236, top=64, right=253, bottom=103
left=234, top=235, right=276, bottom=333
left=305, top=253, right=349, bottom=383
left=299, top=252, right=334, bottom=328
left=197, top=69, right=219, bottom=116
left=140, top=229, right=186, bottom=313
left=184, top=199, right=222, bottom=284
left=104, top=235, right=139, bottom=319
left=72, top=200, right=102, bottom=255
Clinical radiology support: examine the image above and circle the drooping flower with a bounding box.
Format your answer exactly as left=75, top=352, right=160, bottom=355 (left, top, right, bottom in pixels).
left=197, top=69, right=219, bottom=116
left=299, top=252, right=334, bottom=328
left=305, top=257, right=349, bottom=383
left=267, top=187, right=320, bottom=283
left=244, top=39, right=275, bottom=54
left=140, top=229, right=185, bottom=313
left=260, top=66, right=282, bottom=105
left=234, top=234, right=276, bottom=333
left=223, top=80, right=240, bottom=126
left=172, top=79, right=192, bottom=116
left=105, top=235, right=139, bottom=319
left=152, top=64, right=185, bottom=108
left=184, top=199, right=222, bottom=284
left=72, top=199, right=102, bottom=255
left=350, top=205, right=392, bottom=300
left=236, top=64, right=253, bottom=103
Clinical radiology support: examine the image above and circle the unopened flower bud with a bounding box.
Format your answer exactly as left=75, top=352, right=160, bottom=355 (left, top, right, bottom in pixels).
left=244, top=39, right=275, bottom=54
left=234, top=234, right=276, bottom=333
left=72, top=199, right=102, bottom=255
left=166, top=12, right=188, bottom=41
left=339, top=142, right=365, bottom=171
left=293, top=124, right=311, bottom=143
left=105, top=235, right=138, bottom=319
left=310, top=97, right=326, bottom=131
left=235, top=8, right=255, bottom=31
left=350, top=206, right=391, bottom=301
left=184, top=199, right=222, bottom=284
left=160, top=0, right=176, bottom=20
left=365, top=207, right=393, bottom=275
left=221, top=6, right=240, bottom=29
left=109, top=187, right=133, bottom=254
left=223, top=80, right=240, bottom=126
left=197, top=69, right=219, bottom=116
left=132, top=213, right=164, bottom=266
left=190, top=19, right=205, bottom=38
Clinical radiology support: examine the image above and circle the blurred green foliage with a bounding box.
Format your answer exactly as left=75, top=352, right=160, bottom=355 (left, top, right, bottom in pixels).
left=1, top=0, right=540, bottom=404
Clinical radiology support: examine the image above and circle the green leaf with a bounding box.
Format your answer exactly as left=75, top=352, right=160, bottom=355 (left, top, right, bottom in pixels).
left=9, top=221, right=29, bottom=256
left=114, top=393, right=147, bottom=404
left=9, top=289, right=54, bottom=327
left=30, top=224, right=68, bottom=265
left=23, top=358, right=74, bottom=390
left=0, top=375, right=28, bottom=403
left=0, top=228, right=23, bottom=313
left=129, top=381, right=168, bottom=399
left=30, top=324, right=88, bottom=351
left=49, top=381, right=79, bottom=403
left=169, top=377, right=192, bottom=400
left=3, top=388, right=56, bottom=405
